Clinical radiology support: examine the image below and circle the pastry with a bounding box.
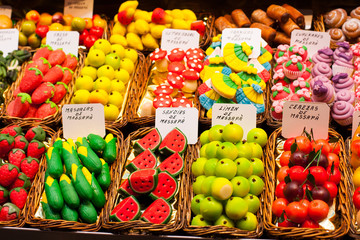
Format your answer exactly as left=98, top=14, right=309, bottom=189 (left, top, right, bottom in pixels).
left=283, top=55, right=305, bottom=80
left=271, top=100, right=285, bottom=120
left=215, top=16, right=235, bottom=32
left=310, top=75, right=332, bottom=88
left=274, top=32, right=291, bottom=45
left=289, top=77, right=310, bottom=93
left=251, top=9, right=275, bottom=27
left=231, top=9, right=251, bottom=28
left=327, top=28, right=346, bottom=44
left=332, top=42, right=354, bottom=76
left=266, top=4, right=290, bottom=23
left=331, top=101, right=354, bottom=126
left=287, top=44, right=308, bottom=62
left=312, top=47, right=334, bottom=66
left=324, top=8, right=348, bottom=28
left=282, top=4, right=305, bottom=29
left=332, top=73, right=354, bottom=92
left=290, top=88, right=311, bottom=101
left=351, top=7, right=360, bottom=20
left=336, top=89, right=355, bottom=104
left=342, top=18, right=360, bottom=39
left=280, top=18, right=300, bottom=37
left=271, top=83, right=292, bottom=101
left=311, top=80, right=335, bottom=104
left=250, top=23, right=276, bottom=44
left=311, top=62, right=332, bottom=79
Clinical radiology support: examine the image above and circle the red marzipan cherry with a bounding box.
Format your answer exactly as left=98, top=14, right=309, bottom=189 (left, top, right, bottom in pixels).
left=285, top=201, right=308, bottom=224
left=327, top=165, right=341, bottom=185
left=278, top=215, right=298, bottom=227
left=288, top=165, right=308, bottom=184
left=295, top=136, right=313, bottom=154
left=309, top=166, right=328, bottom=186
left=311, top=139, right=331, bottom=156
left=280, top=151, right=291, bottom=167
left=353, top=186, right=360, bottom=209
left=272, top=198, right=288, bottom=217
left=308, top=199, right=329, bottom=222
left=323, top=181, right=338, bottom=199
left=275, top=181, right=286, bottom=198
left=284, top=138, right=295, bottom=151
left=301, top=218, right=320, bottom=228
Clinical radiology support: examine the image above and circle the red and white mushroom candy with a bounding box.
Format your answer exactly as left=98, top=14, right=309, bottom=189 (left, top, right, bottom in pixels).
left=154, top=84, right=174, bottom=96
left=186, top=48, right=205, bottom=61
left=150, top=48, right=168, bottom=72
left=153, top=94, right=172, bottom=109
left=172, top=96, right=193, bottom=108
left=167, top=72, right=185, bottom=89
left=167, top=61, right=186, bottom=75
left=187, top=58, right=204, bottom=72
left=168, top=48, right=185, bottom=62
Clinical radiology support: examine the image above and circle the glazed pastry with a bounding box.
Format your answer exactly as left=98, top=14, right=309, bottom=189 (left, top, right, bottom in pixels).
left=312, top=47, right=333, bottom=66
left=351, top=7, right=360, bottom=20
left=231, top=9, right=251, bottom=28
left=331, top=101, right=354, bottom=126
left=332, top=73, right=354, bottom=92
left=251, top=9, right=275, bottom=27
left=266, top=4, right=290, bottom=23
left=282, top=4, right=305, bottom=29
left=327, top=28, right=346, bottom=44
left=311, top=80, right=335, bottom=104
left=274, top=32, right=291, bottom=45
left=280, top=18, right=300, bottom=37
left=324, top=8, right=348, bottom=28
left=312, top=62, right=332, bottom=79
left=250, top=23, right=276, bottom=44
left=215, top=17, right=235, bottom=32
left=336, top=89, right=355, bottom=104
left=342, top=18, right=360, bottom=39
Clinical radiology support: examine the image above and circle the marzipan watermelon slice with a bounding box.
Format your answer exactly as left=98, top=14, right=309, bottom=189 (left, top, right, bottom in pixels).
left=157, top=152, right=184, bottom=177
left=141, top=197, right=172, bottom=224
left=133, top=129, right=162, bottom=155
left=159, top=128, right=187, bottom=156
left=126, top=149, right=157, bottom=172
left=110, top=196, right=141, bottom=222
left=150, top=171, right=178, bottom=201
left=129, top=169, right=158, bottom=194
left=117, top=179, right=139, bottom=197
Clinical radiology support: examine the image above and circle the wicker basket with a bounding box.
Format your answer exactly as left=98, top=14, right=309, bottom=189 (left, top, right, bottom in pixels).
left=1, top=50, right=85, bottom=126
left=128, top=56, right=201, bottom=126
left=0, top=121, right=55, bottom=227
left=102, top=127, right=187, bottom=233
left=264, top=127, right=350, bottom=239
left=183, top=141, right=265, bottom=238
left=25, top=126, right=123, bottom=231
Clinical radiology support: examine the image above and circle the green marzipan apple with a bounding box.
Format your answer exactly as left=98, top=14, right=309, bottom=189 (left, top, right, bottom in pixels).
left=244, top=194, right=260, bottom=214
left=192, top=157, right=207, bottom=177
left=191, top=194, right=205, bottom=215
left=193, top=175, right=207, bottom=195
left=211, top=177, right=233, bottom=201
left=208, top=125, right=224, bottom=142
left=200, top=130, right=210, bottom=145
left=216, top=142, right=239, bottom=161
left=247, top=128, right=268, bottom=148
left=191, top=214, right=212, bottom=226
left=236, top=141, right=253, bottom=159
left=236, top=212, right=258, bottom=230
left=250, top=158, right=265, bottom=177
left=200, top=196, right=223, bottom=221
left=248, top=175, right=265, bottom=196
left=234, top=157, right=253, bottom=178
left=205, top=141, right=221, bottom=159
left=231, top=176, right=250, bottom=198
left=222, top=122, right=243, bottom=143
left=214, top=158, right=237, bottom=180
left=225, top=197, right=248, bottom=220
left=214, top=214, right=235, bottom=227
left=248, top=142, right=263, bottom=159
left=201, top=176, right=217, bottom=196
left=203, top=158, right=218, bottom=176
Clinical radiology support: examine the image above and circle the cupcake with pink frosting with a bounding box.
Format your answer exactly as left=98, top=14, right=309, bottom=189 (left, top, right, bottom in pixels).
left=336, top=89, right=355, bottom=104
left=287, top=44, right=308, bottom=62
left=310, top=75, right=332, bottom=88
left=271, top=83, right=292, bottom=101
left=331, top=101, right=354, bottom=126
left=311, top=80, right=335, bottom=105
left=312, top=47, right=333, bottom=66
left=312, top=62, right=332, bottom=79
left=273, top=68, right=291, bottom=86
left=271, top=100, right=285, bottom=120
left=290, top=89, right=311, bottom=102
left=332, top=73, right=354, bottom=92
left=283, top=55, right=305, bottom=80
left=332, top=41, right=355, bottom=76
left=290, top=77, right=310, bottom=93
left=274, top=44, right=289, bottom=60
left=301, top=68, right=312, bottom=81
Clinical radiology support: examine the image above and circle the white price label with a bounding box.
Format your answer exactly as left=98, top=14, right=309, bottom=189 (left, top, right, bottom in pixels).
left=64, top=0, right=93, bottom=18
left=291, top=30, right=330, bottom=57
left=155, top=107, right=199, bottom=144
left=221, top=28, right=261, bottom=58
left=0, top=29, right=19, bottom=56
left=161, top=29, right=199, bottom=52
left=62, top=104, right=105, bottom=139
left=212, top=104, right=256, bottom=140
left=282, top=101, right=330, bottom=140
left=46, top=31, right=79, bottom=56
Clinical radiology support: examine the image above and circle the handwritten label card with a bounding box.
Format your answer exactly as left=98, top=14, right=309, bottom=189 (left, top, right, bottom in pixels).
left=221, top=28, right=261, bottom=58
left=212, top=104, right=256, bottom=140
left=161, top=29, right=199, bottom=52
left=282, top=101, right=330, bottom=140
left=352, top=111, right=360, bottom=138
left=155, top=107, right=198, bottom=144
left=46, top=31, right=79, bottom=56
left=291, top=30, right=330, bottom=57
left=0, top=29, right=19, bottom=56
left=0, top=5, right=12, bottom=18
left=64, top=0, right=93, bottom=18
left=62, top=104, right=105, bottom=139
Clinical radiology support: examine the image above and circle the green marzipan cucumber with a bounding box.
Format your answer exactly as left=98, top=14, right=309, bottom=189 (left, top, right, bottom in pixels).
left=46, top=147, right=63, bottom=179
left=75, top=137, right=90, bottom=148
left=61, top=203, right=79, bottom=222
left=41, top=192, right=61, bottom=220
left=59, top=174, right=80, bottom=209
left=87, top=133, right=106, bottom=154
left=77, top=145, right=102, bottom=174
left=62, top=141, right=81, bottom=174
left=96, top=159, right=111, bottom=190
left=70, top=164, right=94, bottom=201
left=103, top=134, right=117, bottom=164
left=44, top=175, right=64, bottom=211
left=78, top=200, right=98, bottom=224
left=90, top=173, right=106, bottom=208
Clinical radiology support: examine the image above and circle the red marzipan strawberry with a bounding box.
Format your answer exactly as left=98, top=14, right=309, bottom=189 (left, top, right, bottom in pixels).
left=8, top=149, right=26, bottom=168
left=25, top=126, right=46, bottom=142
left=23, top=104, right=39, bottom=118
left=32, top=45, right=53, bottom=61
left=31, top=82, right=55, bottom=104
left=12, top=87, right=21, bottom=98
left=9, top=173, right=31, bottom=190
left=20, top=157, right=39, bottom=180
left=26, top=57, right=51, bottom=75
left=51, top=82, right=68, bottom=104
left=35, top=100, right=58, bottom=119
left=9, top=187, right=27, bottom=209
left=43, top=65, right=64, bottom=84
left=0, top=125, right=22, bottom=137
left=61, top=54, right=78, bottom=71
left=0, top=186, right=9, bottom=204
left=6, top=93, right=32, bottom=118
left=0, top=134, right=15, bottom=158
left=27, top=139, right=45, bottom=159
left=0, top=163, right=19, bottom=187
left=61, top=67, right=73, bottom=85
left=14, top=135, right=29, bottom=151
left=19, top=67, right=43, bottom=93
left=48, top=49, right=66, bottom=67
left=0, top=203, right=20, bottom=221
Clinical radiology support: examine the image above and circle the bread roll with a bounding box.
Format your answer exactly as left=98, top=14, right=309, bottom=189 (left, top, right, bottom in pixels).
left=280, top=18, right=300, bottom=36
left=250, top=22, right=276, bottom=43
left=266, top=4, right=290, bottom=23
left=251, top=9, right=275, bottom=27
left=282, top=4, right=305, bottom=29
left=231, top=9, right=251, bottom=28
left=342, top=18, right=360, bottom=39
left=274, top=32, right=291, bottom=45
left=215, top=16, right=236, bottom=32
